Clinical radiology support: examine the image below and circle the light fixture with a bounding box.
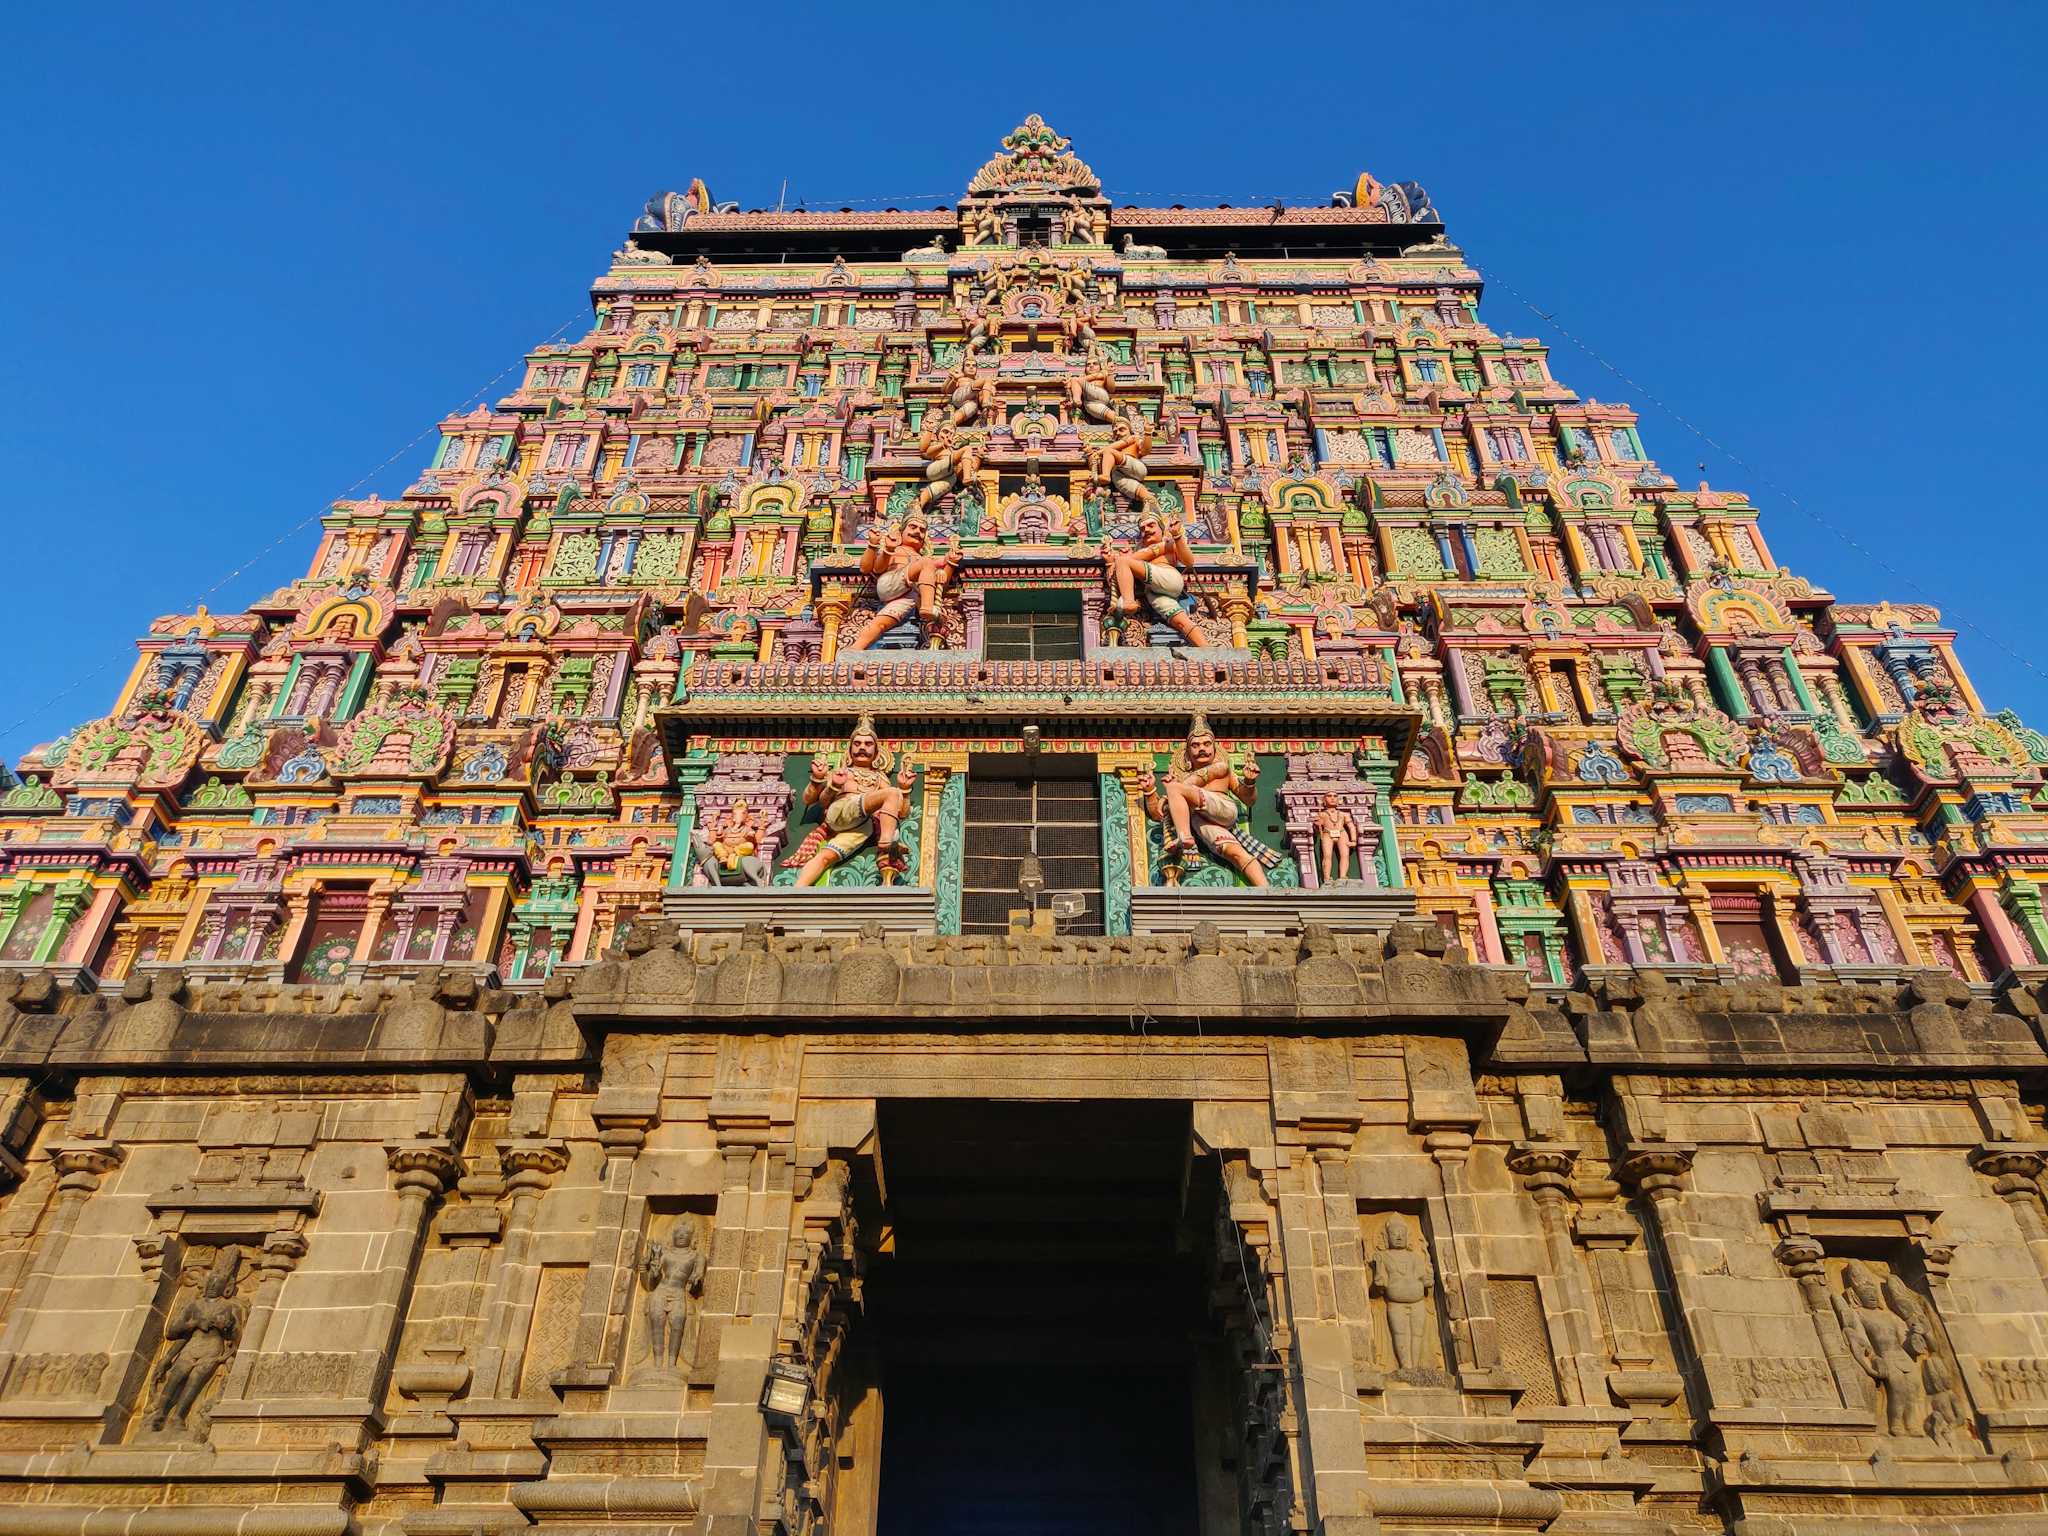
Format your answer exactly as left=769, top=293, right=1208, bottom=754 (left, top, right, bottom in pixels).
left=1021, top=723, right=1041, bottom=754
left=1017, top=855, right=1047, bottom=899
left=758, top=1358, right=812, bottom=1425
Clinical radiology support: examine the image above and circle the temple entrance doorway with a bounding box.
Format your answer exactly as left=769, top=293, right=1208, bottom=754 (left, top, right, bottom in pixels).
left=859, top=1099, right=1233, bottom=1535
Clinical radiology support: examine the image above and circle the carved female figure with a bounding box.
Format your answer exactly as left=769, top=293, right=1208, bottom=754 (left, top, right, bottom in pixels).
left=146, top=1248, right=243, bottom=1434
left=1832, top=1261, right=1927, bottom=1436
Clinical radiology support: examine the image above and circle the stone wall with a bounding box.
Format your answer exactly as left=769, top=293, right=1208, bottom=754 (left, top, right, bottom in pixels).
left=0, top=922, right=2041, bottom=1534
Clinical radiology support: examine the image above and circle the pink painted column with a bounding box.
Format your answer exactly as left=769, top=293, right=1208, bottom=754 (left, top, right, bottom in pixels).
left=1470, top=886, right=1506, bottom=965
left=1967, top=888, right=2036, bottom=972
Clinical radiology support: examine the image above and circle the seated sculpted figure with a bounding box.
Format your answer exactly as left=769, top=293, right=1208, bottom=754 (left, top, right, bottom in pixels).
left=690, top=798, right=769, bottom=888
left=847, top=511, right=961, bottom=652
left=787, top=715, right=916, bottom=886
left=1101, top=508, right=1203, bottom=646
left=1137, top=716, right=1280, bottom=886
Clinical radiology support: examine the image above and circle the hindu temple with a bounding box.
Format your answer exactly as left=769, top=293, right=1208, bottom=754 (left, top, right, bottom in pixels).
left=0, top=117, right=2044, bottom=1535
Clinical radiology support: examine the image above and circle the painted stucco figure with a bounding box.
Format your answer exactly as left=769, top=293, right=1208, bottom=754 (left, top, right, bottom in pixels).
left=1137, top=716, right=1278, bottom=886
left=789, top=716, right=916, bottom=886
left=847, top=512, right=960, bottom=652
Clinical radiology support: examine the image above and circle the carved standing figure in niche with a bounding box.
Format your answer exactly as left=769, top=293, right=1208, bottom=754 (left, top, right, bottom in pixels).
left=789, top=715, right=917, bottom=886
left=847, top=510, right=961, bottom=652
left=639, top=1221, right=707, bottom=1375
left=1369, top=1221, right=1435, bottom=1373
left=1138, top=716, right=1277, bottom=886
left=1101, top=508, right=1201, bottom=645
left=1315, top=794, right=1359, bottom=885
left=691, top=799, right=769, bottom=887
left=1832, top=1261, right=1927, bottom=1436
left=145, top=1247, right=243, bottom=1435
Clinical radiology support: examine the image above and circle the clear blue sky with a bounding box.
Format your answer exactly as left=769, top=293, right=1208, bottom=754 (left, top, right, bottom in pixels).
left=5, top=3, right=2045, bottom=755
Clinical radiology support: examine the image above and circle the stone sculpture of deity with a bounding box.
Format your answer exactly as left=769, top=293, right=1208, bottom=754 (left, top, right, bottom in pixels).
left=1100, top=507, right=1202, bottom=646
left=846, top=511, right=961, bottom=652
left=146, top=1247, right=244, bottom=1435
left=1832, top=1260, right=1927, bottom=1437
left=1368, top=1221, right=1435, bottom=1373
left=789, top=715, right=916, bottom=887
left=639, top=1220, right=707, bottom=1377
left=1315, top=794, right=1359, bottom=885
left=1137, top=716, right=1278, bottom=886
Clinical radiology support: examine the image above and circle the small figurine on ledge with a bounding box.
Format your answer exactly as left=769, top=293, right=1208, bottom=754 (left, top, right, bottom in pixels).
left=787, top=715, right=917, bottom=886
left=846, top=510, right=961, bottom=652
left=1101, top=507, right=1203, bottom=646
left=1314, top=794, right=1360, bottom=885
left=690, top=798, right=769, bottom=887
left=1138, top=716, right=1279, bottom=887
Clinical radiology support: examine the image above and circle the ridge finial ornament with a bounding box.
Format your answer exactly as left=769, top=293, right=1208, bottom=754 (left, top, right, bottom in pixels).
left=965, top=113, right=1101, bottom=199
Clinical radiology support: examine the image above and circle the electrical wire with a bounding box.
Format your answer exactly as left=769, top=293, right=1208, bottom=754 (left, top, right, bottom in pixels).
left=0, top=313, right=586, bottom=758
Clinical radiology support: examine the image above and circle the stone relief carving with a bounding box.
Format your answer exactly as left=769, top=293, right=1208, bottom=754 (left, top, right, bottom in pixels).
left=1368, top=1216, right=1439, bottom=1380
left=637, top=1215, right=707, bottom=1382
left=143, top=1245, right=245, bottom=1437
left=0, top=1352, right=109, bottom=1401
left=1829, top=1259, right=1969, bottom=1442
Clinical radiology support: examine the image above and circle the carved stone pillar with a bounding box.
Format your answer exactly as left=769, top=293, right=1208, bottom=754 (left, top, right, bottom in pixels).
left=566, top=1084, right=659, bottom=1390
left=1970, top=1144, right=2048, bottom=1288
left=216, top=1229, right=310, bottom=1402
left=1506, top=1141, right=1600, bottom=1406
left=1615, top=1141, right=1707, bottom=1401
left=472, top=1138, right=569, bottom=1399
left=1772, top=1234, right=1865, bottom=1411
left=0, top=1141, right=122, bottom=1367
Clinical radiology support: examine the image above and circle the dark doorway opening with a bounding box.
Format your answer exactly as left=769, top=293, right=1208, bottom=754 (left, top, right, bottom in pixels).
left=867, top=1100, right=1207, bottom=1535
left=962, top=757, right=1103, bottom=937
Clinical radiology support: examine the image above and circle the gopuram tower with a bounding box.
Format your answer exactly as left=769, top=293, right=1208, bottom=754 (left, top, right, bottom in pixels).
left=1, top=116, right=2047, bottom=1535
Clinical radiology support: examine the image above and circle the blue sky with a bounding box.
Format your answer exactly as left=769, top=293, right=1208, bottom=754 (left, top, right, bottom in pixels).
left=4, top=3, right=2045, bottom=754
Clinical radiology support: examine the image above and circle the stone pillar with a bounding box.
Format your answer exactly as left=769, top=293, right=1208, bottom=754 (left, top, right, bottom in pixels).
left=0, top=1141, right=121, bottom=1368
left=560, top=1085, right=658, bottom=1398
left=1970, top=1145, right=2048, bottom=1289
left=1615, top=1141, right=1724, bottom=1402
left=471, top=1138, right=569, bottom=1399
left=1772, top=1234, right=1865, bottom=1410
left=1505, top=1141, right=1601, bottom=1406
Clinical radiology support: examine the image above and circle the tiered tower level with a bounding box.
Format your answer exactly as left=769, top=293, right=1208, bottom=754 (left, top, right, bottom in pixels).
left=0, top=120, right=2046, bottom=1536
left=10, top=116, right=2045, bottom=977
